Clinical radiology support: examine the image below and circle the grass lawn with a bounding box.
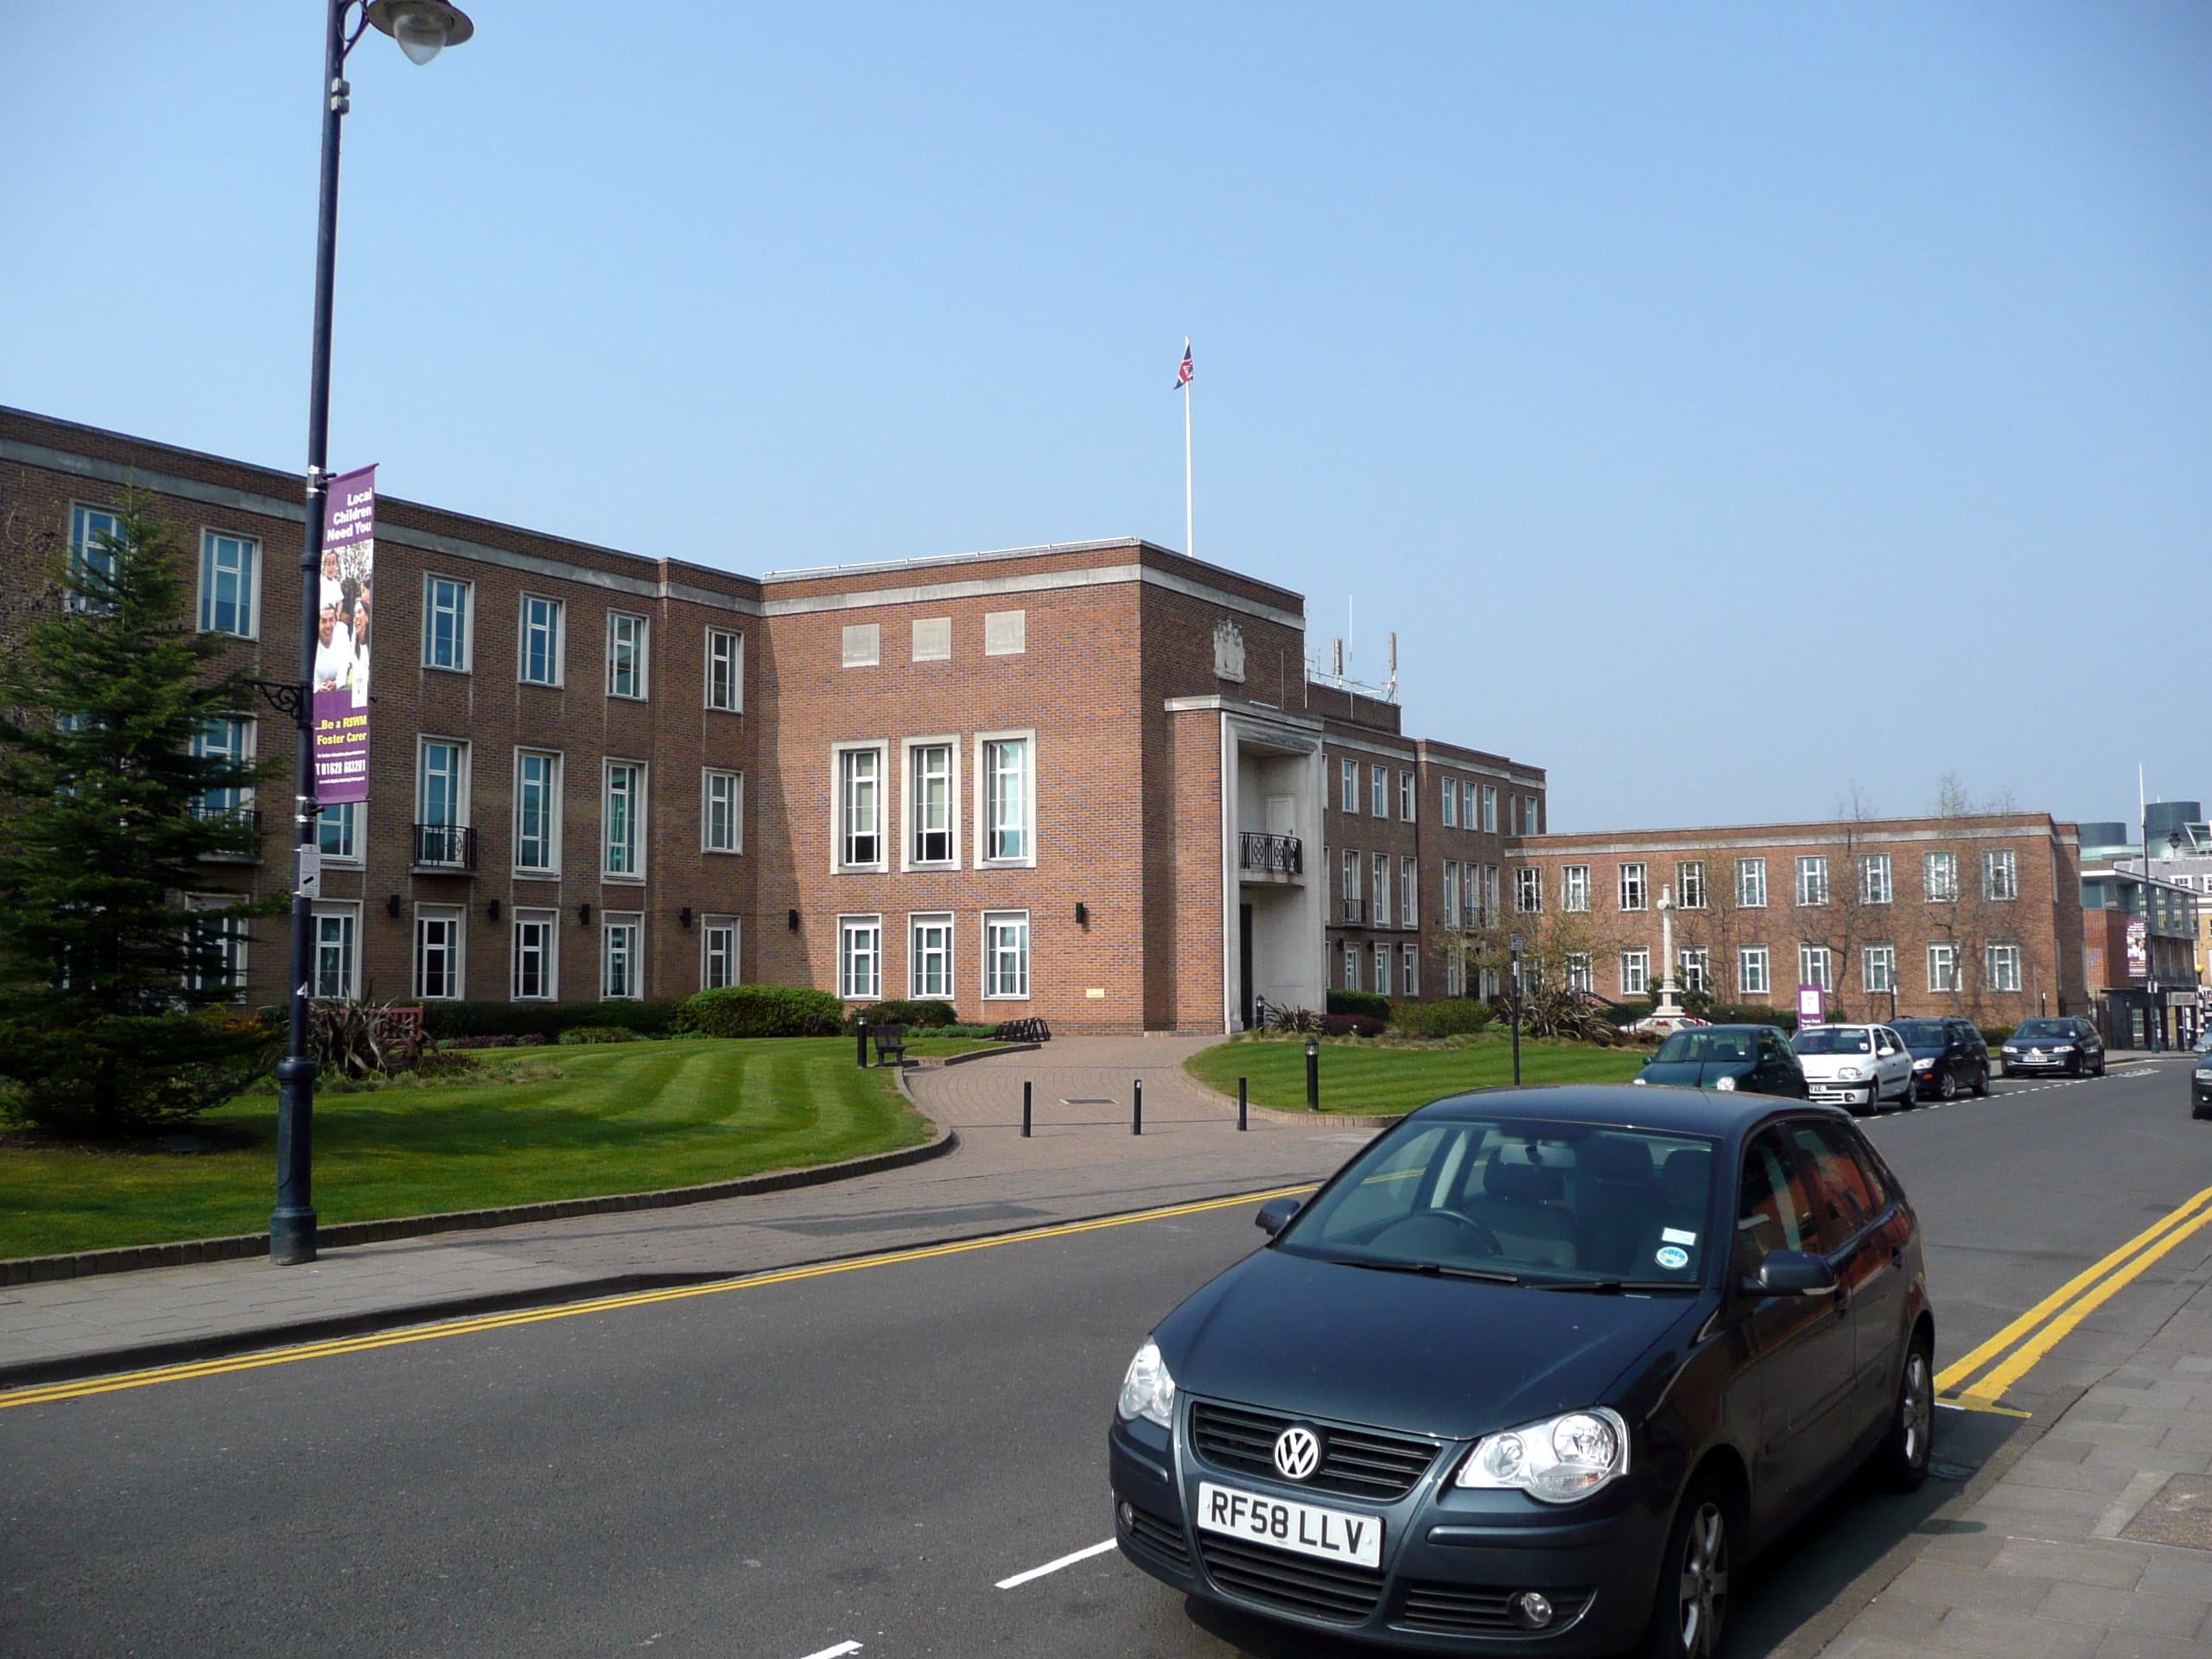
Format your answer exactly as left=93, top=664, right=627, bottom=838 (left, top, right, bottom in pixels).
left=0, top=1037, right=930, bottom=1260
left=1185, top=1036, right=1644, bottom=1117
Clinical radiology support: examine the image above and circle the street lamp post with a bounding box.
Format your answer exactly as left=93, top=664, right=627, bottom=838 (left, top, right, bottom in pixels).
left=1509, top=933, right=1523, bottom=1086
left=272, top=0, right=474, bottom=1268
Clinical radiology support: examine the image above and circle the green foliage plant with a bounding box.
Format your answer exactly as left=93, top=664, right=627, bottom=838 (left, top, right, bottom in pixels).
left=673, top=983, right=846, bottom=1038
left=1390, top=998, right=1496, bottom=1039
left=556, top=1026, right=638, bottom=1046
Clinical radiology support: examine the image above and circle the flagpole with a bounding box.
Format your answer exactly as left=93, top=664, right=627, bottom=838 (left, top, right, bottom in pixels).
left=1183, top=370, right=1194, bottom=559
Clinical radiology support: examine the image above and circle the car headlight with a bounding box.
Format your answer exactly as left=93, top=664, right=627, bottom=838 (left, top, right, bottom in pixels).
left=1456, top=1407, right=1630, bottom=1503
left=1117, top=1339, right=1176, bottom=1428
left=1912, top=1058, right=1934, bottom=1071
left=1836, top=1066, right=1866, bottom=1081
left=2195, top=1068, right=2212, bottom=1082
left=2002, top=1046, right=2020, bottom=1056
left=1713, top=1075, right=1738, bottom=1091
left=1631, top=1076, right=1648, bottom=1085
left=2053, top=1044, right=2075, bottom=1052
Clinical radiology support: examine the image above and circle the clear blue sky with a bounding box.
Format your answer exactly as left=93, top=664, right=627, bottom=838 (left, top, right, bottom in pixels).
left=5, top=3, right=2207, bottom=830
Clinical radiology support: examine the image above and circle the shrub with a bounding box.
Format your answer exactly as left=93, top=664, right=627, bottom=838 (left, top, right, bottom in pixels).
left=673, top=984, right=846, bottom=1039
left=1391, top=999, right=1496, bottom=1039
left=438, top=1033, right=550, bottom=1050
left=557, top=1026, right=637, bottom=1046
left=1327, top=989, right=1392, bottom=1022
left=418, top=1000, right=679, bottom=1041
left=1700, top=1002, right=1796, bottom=1035
left=1980, top=1025, right=2015, bottom=1046
left=846, top=999, right=958, bottom=1030
left=936, top=1023, right=1004, bottom=1039
left=1319, top=1014, right=1386, bottom=1038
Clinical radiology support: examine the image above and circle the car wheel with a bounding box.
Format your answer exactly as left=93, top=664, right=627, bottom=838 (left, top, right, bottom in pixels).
left=1937, top=1071, right=1958, bottom=1103
left=1974, top=1064, right=1992, bottom=1098
left=1872, top=1334, right=1936, bottom=1492
left=1641, top=1475, right=1732, bottom=1659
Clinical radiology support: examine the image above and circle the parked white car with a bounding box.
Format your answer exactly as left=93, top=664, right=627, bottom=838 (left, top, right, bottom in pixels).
left=1792, top=1023, right=1916, bottom=1114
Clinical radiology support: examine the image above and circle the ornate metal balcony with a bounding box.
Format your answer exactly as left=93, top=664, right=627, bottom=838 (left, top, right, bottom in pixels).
left=411, top=822, right=477, bottom=872
left=1340, top=897, right=1367, bottom=925
left=1238, top=831, right=1303, bottom=877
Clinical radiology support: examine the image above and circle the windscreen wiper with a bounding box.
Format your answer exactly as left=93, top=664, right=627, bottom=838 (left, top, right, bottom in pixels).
left=1530, top=1278, right=1698, bottom=1294
left=1329, top=1258, right=1522, bottom=1285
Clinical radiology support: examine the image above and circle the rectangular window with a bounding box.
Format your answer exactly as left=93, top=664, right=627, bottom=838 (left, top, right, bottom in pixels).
left=842, top=622, right=880, bottom=668
left=1441, top=779, right=1457, bottom=828
left=910, top=913, right=953, bottom=1000
left=317, top=801, right=360, bottom=864
left=199, top=531, right=259, bottom=638
left=1370, top=766, right=1388, bottom=818
left=1443, top=862, right=1460, bottom=925
left=1619, top=862, right=1648, bottom=911
left=1524, top=795, right=1541, bottom=834
left=1861, top=854, right=1893, bottom=906
left=415, top=906, right=464, bottom=1000
left=607, top=612, right=649, bottom=698
left=512, top=910, right=557, bottom=1000
left=514, top=749, right=561, bottom=874
left=1342, top=849, right=1362, bottom=922
left=191, top=716, right=255, bottom=821
left=1681, top=949, right=1709, bottom=994
left=1374, top=943, right=1390, bottom=996
left=1799, top=944, right=1832, bottom=991
left=1738, top=857, right=1768, bottom=908
left=911, top=616, right=951, bottom=662
left=423, top=575, right=472, bottom=671
left=1679, top=861, right=1707, bottom=909
left=1566, top=952, right=1592, bottom=995
left=1341, top=760, right=1357, bottom=812
left=838, top=914, right=882, bottom=1001
left=1398, top=772, right=1415, bottom=822
left=1482, top=865, right=1499, bottom=926
left=604, top=760, right=645, bottom=879
left=837, top=745, right=884, bottom=869
left=68, top=504, right=122, bottom=611
left=1738, top=946, right=1770, bottom=997
left=1462, top=781, right=1478, bottom=830
left=1622, top=950, right=1649, bottom=995
left=186, top=898, right=247, bottom=999
left=518, top=594, right=563, bottom=686
left=1400, top=856, right=1417, bottom=926
left=703, top=769, right=743, bottom=854
left=417, top=738, right=468, bottom=832
left=983, top=911, right=1031, bottom=999
left=1928, top=942, right=1961, bottom=993
left=311, top=902, right=359, bottom=999
left=1986, top=943, right=2023, bottom=992
left=983, top=610, right=1027, bottom=655
left=1446, top=955, right=1464, bottom=997
left=705, top=627, right=743, bottom=712
left=1796, top=855, right=1829, bottom=906
left=1402, top=943, right=1419, bottom=997
left=1863, top=944, right=1896, bottom=995
left=981, top=735, right=1033, bottom=863
left=906, top=741, right=955, bottom=866
left=1483, top=785, right=1498, bottom=833
left=701, top=917, right=740, bottom=990
left=1561, top=865, right=1590, bottom=912
left=1515, top=866, right=1541, bottom=913
left=1343, top=942, right=1361, bottom=992
left=1985, top=849, right=2018, bottom=900
left=1925, top=851, right=1959, bottom=903
left=601, top=912, right=644, bottom=1000
left=1372, top=856, right=1390, bottom=930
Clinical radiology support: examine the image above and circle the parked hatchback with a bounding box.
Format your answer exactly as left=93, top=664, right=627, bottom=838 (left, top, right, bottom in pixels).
left=1887, top=1017, right=1991, bottom=1101
left=1109, top=1087, right=1935, bottom=1657
left=1633, top=1025, right=1809, bottom=1098
left=1791, top=1024, right=1915, bottom=1113
left=1999, top=1017, right=2106, bottom=1078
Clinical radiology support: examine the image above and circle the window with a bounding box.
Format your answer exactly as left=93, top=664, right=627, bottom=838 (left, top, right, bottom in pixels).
left=983, top=610, right=1027, bottom=655
left=1515, top=866, right=1541, bottom=913
left=1561, top=865, right=1590, bottom=912
left=198, top=531, right=259, bottom=637
left=514, top=750, right=561, bottom=874
left=317, top=801, right=360, bottom=864
left=1341, top=760, right=1357, bottom=812
left=1463, top=781, right=1478, bottom=830
left=1786, top=1120, right=1889, bottom=1234
left=842, top=622, right=880, bottom=668
left=186, top=898, right=247, bottom=998
left=1622, top=950, right=1649, bottom=996
left=701, top=916, right=740, bottom=990
left=910, top=913, right=953, bottom=999
left=1398, top=772, right=1415, bottom=822
left=1400, top=856, right=1417, bottom=927
left=604, top=760, right=645, bottom=879
left=1799, top=944, right=1833, bottom=991
left=512, top=910, right=557, bottom=1000
left=1928, top=942, right=1961, bottom=993
left=1985, top=849, right=2018, bottom=901
left=518, top=594, right=563, bottom=685
left=191, top=716, right=255, bottom=822
left=1525, top=795, right=1541, bottom=834
left=1441, top=779, right=1457, bottom=827
left=906, top=741, right=956, bottom=867
left=1483, top=785, right=1498, bottom=833
left=705, top=627, right=743, bottom=712
left=1566, top=952, right=1593, bottom=995
left=1372, top=857, right=1390, bottom=930
left=1343, top=942, right=1361, bottom=992
left=912, top=616, right=951, bottom=662
left=1738, top=858, right=1768, bottom=908
left=838, top=915, right=882, bottom=1001
left=415, top=906, right=464, bottom=1000
left=1443, top=862, right=1460, bottom=925
left=1925, top=851, right=1958, bottom=903
left=1681, top=949, right=1709, bottom=994
left=983, top=911, right=1031, bottom=999
left=1796, top=855, right=1829, bottom=906
left=1370, top=766, right=1388, bottom=818
left=1342, top=849, right=1361, bottom=920
left=1482, top=865, right=1500, bottom=926
left=311, top=902, right=359, bottom=999
left=1861, top=854, right=1893, bottom=906
left=417, top=739, right=468, bottom=839
left=1738, top=1128, right=1819, bottom=1260
left=601, top=912, right=644, bottom=1000
left=1402, top=944, right=1419, bottom=997
left=1619, top=862, right=1647, bottom=911
left=1739, top=946, right=1770, bottom=997
left=1446, top=955, right=1465, bottom=997
left=68, top=505, right=122, bottom=611
left=703, top=769, right=743, bottom=854
left=1679, top=861, right=1707, bottom=909
left=1374, top=943, right=1391, bottom=996
left=1986, top=944, right=2023, bottom=993
left=607, top=612, right=649, bottom=697
left=836, top=744, right=885, bottom=869
left=423, top=575, right=472, bottom=671
left=1863, top=944, right=1896, bottom=995
left=980, top=734, right=1033, bottom=863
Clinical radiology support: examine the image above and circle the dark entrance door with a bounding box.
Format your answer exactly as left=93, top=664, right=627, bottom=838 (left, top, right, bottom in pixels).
left=1239, top=904, right=1255, bottom=1028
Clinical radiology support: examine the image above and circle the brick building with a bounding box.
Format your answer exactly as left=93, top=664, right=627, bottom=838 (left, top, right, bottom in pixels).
left=0, top=405, right=1544, bottom=1033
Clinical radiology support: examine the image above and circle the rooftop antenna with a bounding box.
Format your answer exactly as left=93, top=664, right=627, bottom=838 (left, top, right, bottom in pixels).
left=1387, top=631, right=1399, bottom=702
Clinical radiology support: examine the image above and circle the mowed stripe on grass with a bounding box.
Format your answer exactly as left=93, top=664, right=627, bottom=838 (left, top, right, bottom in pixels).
left=1185, top=1037, right=1645, bottom=1117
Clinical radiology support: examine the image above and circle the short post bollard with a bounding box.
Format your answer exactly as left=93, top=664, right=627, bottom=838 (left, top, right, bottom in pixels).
left=856, top=1022, right=869, bottom=1069
left=1134, top=1077, right=1144, bottom=1136
left=1238, top=1077, right=1249, bottom=1132
left=1306, top=1036, right=1320, bottom=1112
left=1022, top=1079, right=1033, bottom=1139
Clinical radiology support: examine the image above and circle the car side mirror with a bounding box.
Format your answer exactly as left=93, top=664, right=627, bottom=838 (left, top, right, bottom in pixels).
left=1743, top=1249, right=1837, bottom=1297
left=1255, top=1197, right=1303, bottom=1237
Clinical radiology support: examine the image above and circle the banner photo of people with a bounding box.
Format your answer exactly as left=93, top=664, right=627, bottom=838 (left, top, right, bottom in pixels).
left=312, top=464, right=376, bottom=804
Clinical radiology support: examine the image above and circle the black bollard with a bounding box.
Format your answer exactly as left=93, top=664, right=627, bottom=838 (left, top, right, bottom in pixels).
left=1238, top=1076, right=1249, bottom=1132
left=1134, top=1077, right=1143, bottom=1136
left=857, top=1022, right=871, bottom=1068
left=1022, top=1079, right=1033, bottom=1139
left=1306, top=1037, right=1320, bottom=1112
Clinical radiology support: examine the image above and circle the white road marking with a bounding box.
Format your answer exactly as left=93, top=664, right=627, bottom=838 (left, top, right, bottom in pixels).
left=797, top=1643, right=862, bottom=1659
left=996, top=1537, right=1119, bottom=1589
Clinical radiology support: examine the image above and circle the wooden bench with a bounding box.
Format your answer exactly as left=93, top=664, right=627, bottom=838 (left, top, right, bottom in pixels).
left=870, top=1023, right=908, bottom=1066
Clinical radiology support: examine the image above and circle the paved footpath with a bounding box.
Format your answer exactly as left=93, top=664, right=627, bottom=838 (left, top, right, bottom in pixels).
left=0, top=1037, right=1366, bottom=1388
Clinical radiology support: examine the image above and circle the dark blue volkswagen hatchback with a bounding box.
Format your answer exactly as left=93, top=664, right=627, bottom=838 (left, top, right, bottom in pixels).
left=1108, top=1086, right=1933, bottom=1657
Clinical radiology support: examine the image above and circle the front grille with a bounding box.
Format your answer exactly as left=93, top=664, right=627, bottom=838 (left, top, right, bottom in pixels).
left=1123, top=1507, right=1190, bottom=1571
left=1190, top=1401, right=1440, bottom=1500
left=1195, top=1532, right=1384, bottom=1625
left=1396, top=1581, right=1595, bottom=1636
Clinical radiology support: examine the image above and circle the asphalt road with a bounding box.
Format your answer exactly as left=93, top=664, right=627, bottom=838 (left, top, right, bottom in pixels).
left=4, top=1058, right=2207, bottom=1659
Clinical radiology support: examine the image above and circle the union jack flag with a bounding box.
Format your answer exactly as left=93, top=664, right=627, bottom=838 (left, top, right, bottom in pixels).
left=1175, top=342, right=1193, bottom=389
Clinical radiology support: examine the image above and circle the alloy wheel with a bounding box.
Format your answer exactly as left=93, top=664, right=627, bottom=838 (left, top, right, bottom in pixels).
left=1677, top=1502, right=1730, bottom=1657
left=1900, top=1349, right=1933, bottom=1471
left=1938, top=1071, right=1957, bottom=1102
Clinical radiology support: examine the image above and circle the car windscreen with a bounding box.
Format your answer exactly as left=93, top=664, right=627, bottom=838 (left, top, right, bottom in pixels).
left=1274, top=1116, right=1716, bottom=1287
left=1794, top=1028, right=1871, bottom=1055
left=1653, top=1030, right=1756, bottom=1064
left=2013, top=1020, right=2073, bottom=1040
left=1889, top=1020, right=1946, bottom=1046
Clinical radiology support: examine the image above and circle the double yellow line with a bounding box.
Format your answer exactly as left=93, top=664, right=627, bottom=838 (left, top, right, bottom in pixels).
left=0, top=1183, right=1319, bottom=1413
left=1937, top=1182, right=2212, bottom=1410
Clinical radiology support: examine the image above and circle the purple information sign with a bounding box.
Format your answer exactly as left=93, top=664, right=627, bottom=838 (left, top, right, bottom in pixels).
left=311, top=465, right=376, bottom=804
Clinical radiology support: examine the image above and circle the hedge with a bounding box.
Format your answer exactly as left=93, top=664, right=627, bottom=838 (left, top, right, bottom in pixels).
left=420, top=999, right=680, bottom=1041
left=1391, top=999, right=1496, bottom=1039
left=1327, top=989, right=1392, bottom=1022
left=672, top=984, right=846, bottom=1038
left=846, top=999, right=958, bottom=1030
left=1319, top=1014, right=1386, bottom=1038
left=557, top=1026, right=638, bottom=1045
left=1701, top=1003, right=1796, bottom=1035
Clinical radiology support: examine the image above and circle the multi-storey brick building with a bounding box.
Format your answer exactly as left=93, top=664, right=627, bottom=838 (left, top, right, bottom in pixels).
left=0, top=405, right=1544, bottom=1033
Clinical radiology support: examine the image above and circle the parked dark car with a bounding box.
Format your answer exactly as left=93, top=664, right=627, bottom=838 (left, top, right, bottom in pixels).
left=1632, top=1025, right=1810, bottom=1099
left=1109, top=1087, right=1934, bottom=1658
left=1999, top=1017, right=2106, bottom=1079
left=2193, top=1052, right=2211, bottom=1120
left=1888, top=1017, right=1990, bottom=1101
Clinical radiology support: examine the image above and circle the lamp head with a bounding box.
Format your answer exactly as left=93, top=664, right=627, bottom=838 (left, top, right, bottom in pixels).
left=365, top=1, right=474, bottom=65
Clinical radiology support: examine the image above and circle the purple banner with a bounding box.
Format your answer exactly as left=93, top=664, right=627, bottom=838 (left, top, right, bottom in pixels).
left=312, top=464, right=376, bottom=805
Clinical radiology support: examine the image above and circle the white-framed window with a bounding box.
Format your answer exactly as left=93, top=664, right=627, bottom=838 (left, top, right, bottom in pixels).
left=601, top=912, right=644, bottom=1000
left=909, top=912, right=953, bottom=1000
left=1925, top=851, right=1959, bottom=903
left=983, top=911, right=1030, bottom=999
left=1400, top=855, right=1417, bottom=927
left=1462, top=781, right=1478, bottom=830
left=705, top=627, right=744, bottom=712
left=1561, top=865, right=1591, bottom=912
left=185, top=896, right=248, bottom=999
left=415, top=905, right=465, bottom=1000
left=1398, top=772, right=1415, bottom=822
left=838, top=914, right=882, bottom=1001
left=191, top=715, right=256, bottom=822
left=1861, top=854, right=1893, bottom=906
left=1984, top=849, right=2018, bottom=901
left=1681, top=949, right=1709, bottom=994
left=1566, top=952, right=1593, bottom=995
left=701, top=916, right=741, bottom=990
left=978, top=733, right=1034, bottom=865
left=983, top=610, right=1027, bottom=655
left=68, top=504, right=122, bottom=611
left=1374, top=943, right=1391, bottom=996
left=310, top=901, right=360, bottom=999
left=1524, top=795, right=1541, bottom=834
left=1441, top=780, right=1458, bottom=828
left=1370, top=766, right=1388, bottom=818
left=905, top=740, right=957, bottom=868
left=842, top=622, right=880, bottom=668
left=607, top=611, right=650, bottom=698
left=1863, top=944, right=1896, bottom=995
left=514, top=749, right=562, bottom=874
left=1515, top=866, right=1541, bottom=913
left=416, top=737, right=469, bottom=865
left=1343, top=849, right=1361, bottom=920
left=1443, top=861, right=1460, bottom=925
left=604, top=760, right=645, bottom=880
left=1678, top=861, right=1707, bottom=909
left=1371, top=857, right=1390, bottom=930
left=1446, top=955, right=1465, bottom=997
left=518, top=594, right=563, bottom=686
left=911, top=616, right=951, bottom=662
left=1619, top=862, right=1648, bottom=912
left=198, top=531, right=259, bottom=638
left=1796, top=856, right=1829, bottom=906
left=512, top=909, right=558, bottom=1000
left=423, top=575, right=472, bottom=671
left=1799, top=944, right=1833, bottom=991
left=1928, top=942, right=1961, bottom=993
left=1986, top=944, right=2023, bottom=993
left=1481, top=865, right=1499, bottom=926
left=1340, top=760, right=1357, bottom=812
left=703, top=768, right=743, bottom=854
left=1482, top=785, right=1498, bottom=833
left=1343, top=942, right=1361, bottom=992
left=317, top=801, right=361, bottom=865
left=1622, top=950, right=1649, bottom=996
left=1739, top=946, right=1770, bottom=997
left=1510, top=796, right=1522, bottom=836
left=1738, top=858, right=1768, bottom=908
left=1402, top=943, right=1419, bottom=996
left=836, top=742, right=887, bottom=870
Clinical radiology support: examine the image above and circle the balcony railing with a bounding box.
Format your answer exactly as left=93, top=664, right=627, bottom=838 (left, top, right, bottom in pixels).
left=412, top=822, right=478, bottom=871
left=1340, top=897, right=1366, bottom=925
left=1238, top=831, right=1303, bottom=876
left=194, top=804, right=263, bottom=861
